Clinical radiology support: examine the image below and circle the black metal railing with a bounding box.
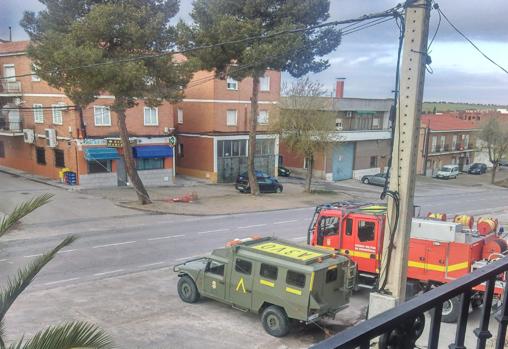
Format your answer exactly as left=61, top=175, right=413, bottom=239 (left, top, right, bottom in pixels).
left=311, top=256, right=508, bottom=349
left=0, top=80, right=22, bottom=94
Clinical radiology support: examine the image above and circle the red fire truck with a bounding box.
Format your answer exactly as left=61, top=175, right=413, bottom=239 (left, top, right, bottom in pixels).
left=307, top=201, right=507, bottom=322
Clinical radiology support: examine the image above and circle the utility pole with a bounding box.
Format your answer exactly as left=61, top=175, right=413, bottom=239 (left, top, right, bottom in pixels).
left=369, top=0, right=431, bottom=316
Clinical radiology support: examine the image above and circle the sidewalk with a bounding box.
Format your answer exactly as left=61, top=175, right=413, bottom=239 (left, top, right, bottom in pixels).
left=0, top=165, right=77, bottom=191
left=83, top=182, right=354, bottom=215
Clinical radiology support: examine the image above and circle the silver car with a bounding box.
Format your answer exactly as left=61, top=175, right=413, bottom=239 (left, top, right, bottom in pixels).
left=361, top=173, right=387, bottom=186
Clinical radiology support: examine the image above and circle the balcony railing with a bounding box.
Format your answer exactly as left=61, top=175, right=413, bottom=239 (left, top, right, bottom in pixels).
left=0, top=81, right=22, bottom=94
left=310, top=256, right=508, bottom=349
left=431, top=144, right=475, bottom=154
left=0, top=118, right=23, bottom=132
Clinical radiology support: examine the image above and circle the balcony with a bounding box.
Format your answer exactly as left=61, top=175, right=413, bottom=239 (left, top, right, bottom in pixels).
left=430, top=143, right=475, bottom=155
left=0, top=115, right=24, bottom=135
left=330, top=129, right=392, bottom=142
left=311, top=256, right=508, bottom=349
left=0, top=80, right=22, bottom=95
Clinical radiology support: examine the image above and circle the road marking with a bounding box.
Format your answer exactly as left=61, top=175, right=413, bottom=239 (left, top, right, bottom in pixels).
left=58, top=249, right=77, bottom=254
left=197, top=228, right=230, bottom=235
left=291, top=236, right=307, bottom=241
left=238, top=224, right=267, bottom=229
left=0, top=259, right=8, bottom=262
left=44, top=277, right=80, bottom=286
left=139, top=261, right=166, bottom=268
left=175, top=255, right=204, bottom=262
left=273, top=220, right=297, bottom=225
left=147, top=234, right=184, bottom=241
left=24, top=254, right=43, bottom=258
left=94, top=269, right=124, bottom=276
left=93, top=241, right=136, bottom=249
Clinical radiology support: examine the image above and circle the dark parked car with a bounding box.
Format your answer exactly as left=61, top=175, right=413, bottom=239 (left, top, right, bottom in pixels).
left=235, top=176, right=283, bottom=193
left=278, top=166, right=291, bottom=177
left=468, top=163, right=487, bottom=174
left=361, top=173, right=388, bottom=186
left=235, top=170, right=270, bottom=185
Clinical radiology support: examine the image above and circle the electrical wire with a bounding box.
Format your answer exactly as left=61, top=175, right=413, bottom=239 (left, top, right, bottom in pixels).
left=0, top=5, right=405, bottom=81
left=427, top=2, right=441, bottom=51
left=436, top=3, right=508, bottom=75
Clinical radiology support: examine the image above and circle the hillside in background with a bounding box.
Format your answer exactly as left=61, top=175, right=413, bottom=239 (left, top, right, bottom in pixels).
left=423, top=101, right=508, bottom=113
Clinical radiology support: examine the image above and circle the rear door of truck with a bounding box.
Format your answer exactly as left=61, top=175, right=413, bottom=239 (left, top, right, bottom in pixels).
left=310, top=260, right=352, bottom=315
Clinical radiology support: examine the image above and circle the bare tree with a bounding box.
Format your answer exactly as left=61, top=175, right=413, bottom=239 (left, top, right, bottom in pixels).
left=272, top=78, right=336, bottom=192
left=479, top=118, right=508, bottom=184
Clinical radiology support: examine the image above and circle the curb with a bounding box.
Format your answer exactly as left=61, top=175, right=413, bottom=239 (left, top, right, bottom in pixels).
left=0, top=167, right=76, bottom=191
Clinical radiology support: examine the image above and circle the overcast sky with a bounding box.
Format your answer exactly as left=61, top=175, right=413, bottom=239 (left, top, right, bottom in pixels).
left=1, top=0, right=507, bottom=104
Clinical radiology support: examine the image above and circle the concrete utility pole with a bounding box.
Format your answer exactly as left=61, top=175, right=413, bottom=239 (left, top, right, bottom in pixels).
left=369, top=0, right=431, bottom=316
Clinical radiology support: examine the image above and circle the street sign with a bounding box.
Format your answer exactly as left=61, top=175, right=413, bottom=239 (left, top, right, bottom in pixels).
left=168, top=136, right=176, bottom=146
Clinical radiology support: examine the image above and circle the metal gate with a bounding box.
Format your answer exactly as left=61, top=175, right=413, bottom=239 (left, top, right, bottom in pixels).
left=332, top=143, right=355, bottom=181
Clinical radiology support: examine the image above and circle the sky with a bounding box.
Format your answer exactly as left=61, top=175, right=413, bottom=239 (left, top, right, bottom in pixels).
left=1, top=0, right=507, bottom=104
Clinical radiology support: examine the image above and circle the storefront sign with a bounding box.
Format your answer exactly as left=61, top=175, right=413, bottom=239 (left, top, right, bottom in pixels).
left=106, top=139, right=138, bottom=148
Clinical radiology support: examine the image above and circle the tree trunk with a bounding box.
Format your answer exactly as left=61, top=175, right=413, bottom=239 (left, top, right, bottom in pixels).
left=304, top=156, right=313, bottom=193
left=491, top=163, right=498, bottom=184
left=116, top=106, right=152, bottom=205
left=248, top=76, right=260, bottom=196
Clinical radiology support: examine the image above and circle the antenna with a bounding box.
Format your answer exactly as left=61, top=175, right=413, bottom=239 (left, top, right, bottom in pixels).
left=9, top=26, right=12, bottom=42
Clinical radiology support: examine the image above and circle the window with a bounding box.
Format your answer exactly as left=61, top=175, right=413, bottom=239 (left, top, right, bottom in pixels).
left=31, top=64, right=41, bottom=81
left=370, top=156, right=378, bottom=168
left=452, top=135, right=458, bottom=150
left=54, top=149, right=65, bottom=168
left=303, top=157, right=311, bottom=169
left=178, top=143, right=184, bottom=158
left=358, top=221, right=375, bottom=242
left=217, top=140, right=246, bottom=157
left=260, top=263, right=278, bottom=280
left=94, top=106, right=111, bottom=126
left=431, top=136, right=437, bottom=152
left=336, top=118, right=343, bottom=130
left=260, top=75, right=270, bottom=91
left=3, top=64, right=15, bottom=82
left=33, top=104, right=44, bottom=123
left=226, top=110, right=237, bottom=126
left=257, top=110, right=269, bottom=124
left=255, top=139, right=274, bottom=156
left=144, top=107, right=158, bottom=126
left=136, top=158, right=164, bottom=170
left=440, top=136, right=445, bottom=152
left=372, top=117, right=380, bottom=129
left=318, top=216, right=339, bottom=237
left=286, top=270, right=306, bottom=288
left=52, top=104, right=64, bottom=125
left=464, top=134, right=470, bottom=149
left=345, top=218, right=353, bottom=236
left=235, top=259, right=252, bottom=275
left=36, top=147, right=46, bottom=165
left=226, top=77, right=238, bottom=90
left=326, top=268, right=338, bottom=283
left=206, top=260, right=225, bottom=276
left=177, top=109, right=183, bottom=124
left=0, top=141, right=4, bottom=158
left=88, top=160, right=111, bottom=174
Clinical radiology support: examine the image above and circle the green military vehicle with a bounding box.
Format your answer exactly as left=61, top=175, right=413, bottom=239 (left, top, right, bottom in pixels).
left=173, top=236, right=355, bottom=337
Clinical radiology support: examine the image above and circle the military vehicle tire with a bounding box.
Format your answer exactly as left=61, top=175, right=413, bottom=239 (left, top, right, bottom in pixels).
left=442, top=296, right=460, bottom=323
left=178, top=275, right=200, bottom=303
left=261, top=305, right=290, bottom=337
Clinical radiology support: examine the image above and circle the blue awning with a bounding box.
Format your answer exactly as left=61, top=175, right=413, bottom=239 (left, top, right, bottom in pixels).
left=84, top=148, right=120, bottom=161
left=133, top=145, right=173, bottom=158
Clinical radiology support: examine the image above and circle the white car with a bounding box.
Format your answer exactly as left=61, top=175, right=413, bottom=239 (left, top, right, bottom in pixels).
left=435, top=165, right=459, bottom=179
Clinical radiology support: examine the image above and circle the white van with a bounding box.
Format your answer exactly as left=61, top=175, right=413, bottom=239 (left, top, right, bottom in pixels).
left=435, top=165, right=459, bottom=179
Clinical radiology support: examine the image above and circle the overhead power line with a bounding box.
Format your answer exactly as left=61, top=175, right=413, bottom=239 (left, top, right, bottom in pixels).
left=435, top=4, right=508, bottom=74
left=0, top=3, right=406, bottom=81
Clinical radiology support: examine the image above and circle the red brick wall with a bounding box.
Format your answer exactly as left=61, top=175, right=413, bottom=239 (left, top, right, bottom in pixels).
left=175, top=136, right=215, bottom=180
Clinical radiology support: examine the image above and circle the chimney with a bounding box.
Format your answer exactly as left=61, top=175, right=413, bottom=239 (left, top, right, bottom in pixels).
left=335, top=78, right=345, bottom=99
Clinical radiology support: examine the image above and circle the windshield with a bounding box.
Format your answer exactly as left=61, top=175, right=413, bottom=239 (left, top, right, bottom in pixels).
left=440, top=167, right=452, bottom=172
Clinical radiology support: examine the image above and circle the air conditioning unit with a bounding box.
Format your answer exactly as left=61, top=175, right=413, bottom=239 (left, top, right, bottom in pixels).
left=336, top=125, right=343, bottom=131
left=45, top=128, right=57, bottom=147
left=23, top=129, right=35, bottom=144
left=346, top=111, right=353, bottom=118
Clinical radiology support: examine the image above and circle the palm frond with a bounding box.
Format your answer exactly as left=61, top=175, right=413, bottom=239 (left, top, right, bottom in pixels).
left=7, top=321, right=114, bottom=349
left=0, top=194, right=54, bottom=238
left=0, top=236, right=76, bottom=322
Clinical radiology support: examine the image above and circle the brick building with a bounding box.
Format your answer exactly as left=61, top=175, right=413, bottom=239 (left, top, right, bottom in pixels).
left=175, top=70, right=280, bottom=183
left=417, top=114, right=479, bottom=176
left=0, top=41, right=175, bottom=188
left=279, top=81, right=393, bottom=181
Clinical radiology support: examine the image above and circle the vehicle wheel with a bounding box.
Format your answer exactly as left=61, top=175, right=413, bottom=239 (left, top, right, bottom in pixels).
left=177, top=275, right=200, bottom=303
left=442, top=296, right=460, bottom=323
left=276, top=187, right=283, bottom=193
left=363, top=178, right=370, bottom=184
left=261, top=305, right=290, bottom=337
